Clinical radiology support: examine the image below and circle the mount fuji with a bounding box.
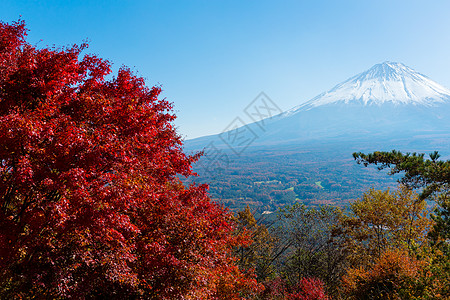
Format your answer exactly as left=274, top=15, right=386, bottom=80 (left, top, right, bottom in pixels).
left=187, top=62, right=450, bottom=152
left=288, top=61, right=450, bottom=109
left=184, top=62, right=450, bottom=208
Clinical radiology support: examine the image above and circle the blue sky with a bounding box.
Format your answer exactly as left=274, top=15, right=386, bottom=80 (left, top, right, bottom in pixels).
left=3, top=0, right=450, bottom=139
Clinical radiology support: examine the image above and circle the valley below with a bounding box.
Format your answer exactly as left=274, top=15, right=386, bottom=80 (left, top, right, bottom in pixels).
left=186, top=138, right=449, bottom=212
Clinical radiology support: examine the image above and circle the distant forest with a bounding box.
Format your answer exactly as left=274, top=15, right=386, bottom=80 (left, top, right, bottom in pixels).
left=188, top=147, right=399, bottom=212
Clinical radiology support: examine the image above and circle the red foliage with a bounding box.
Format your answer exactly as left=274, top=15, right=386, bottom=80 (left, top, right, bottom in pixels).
left=261, top=277, right=329, bottom=300
left=287, top=278, right=329, bottom=300
left=261, top=277, right=288, bottom=299
left=0, top=20, right=261, bottom=299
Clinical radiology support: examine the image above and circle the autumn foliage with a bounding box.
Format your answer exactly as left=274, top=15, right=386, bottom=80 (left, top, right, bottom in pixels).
left=342, top=248, right=426, bottom=299
left=259, top=277, right=329, bottom=300
left=0, top=20, right=260, bottom=298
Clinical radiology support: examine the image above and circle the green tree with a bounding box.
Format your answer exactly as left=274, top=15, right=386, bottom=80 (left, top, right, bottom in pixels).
left=354, top=150, right=450, bottom=298
left=353, top=150, right=449, bottom=244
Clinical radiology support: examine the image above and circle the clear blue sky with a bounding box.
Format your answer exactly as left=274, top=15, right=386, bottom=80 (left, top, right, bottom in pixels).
left=3, top=0, right=450, bottom=139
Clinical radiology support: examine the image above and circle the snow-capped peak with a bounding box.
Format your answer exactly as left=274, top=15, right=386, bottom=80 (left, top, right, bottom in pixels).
left=285, top=62, right=450, bottom=115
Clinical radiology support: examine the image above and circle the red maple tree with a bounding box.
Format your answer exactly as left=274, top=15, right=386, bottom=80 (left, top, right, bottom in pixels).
left=0, top=20, right=260, bottom=299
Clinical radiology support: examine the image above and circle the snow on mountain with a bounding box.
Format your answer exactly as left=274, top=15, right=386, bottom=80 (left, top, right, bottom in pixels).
left=285, top=62, right=450, bottom=115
